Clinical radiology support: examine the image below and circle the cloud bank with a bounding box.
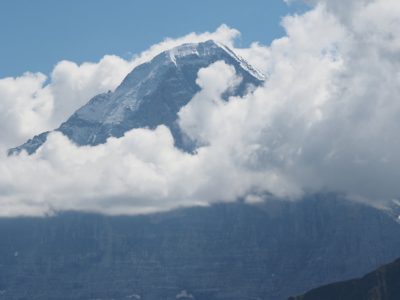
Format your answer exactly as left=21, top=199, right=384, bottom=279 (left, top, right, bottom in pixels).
left=0, top=0, right=399, bottom=216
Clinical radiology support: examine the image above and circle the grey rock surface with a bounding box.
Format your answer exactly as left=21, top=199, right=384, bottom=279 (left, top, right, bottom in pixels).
left=9, top=40, right=263, bottom=155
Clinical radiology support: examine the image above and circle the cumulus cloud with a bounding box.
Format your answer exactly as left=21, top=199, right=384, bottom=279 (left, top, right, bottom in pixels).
left=0, top=0, right=399, bottom=216
left=0, top=73, right=52, bottom=148
left=228, top=0, right=400, bottom=202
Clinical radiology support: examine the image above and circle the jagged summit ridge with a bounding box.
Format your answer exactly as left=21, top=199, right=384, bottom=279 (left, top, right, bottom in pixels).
left=215, top=41, right=265, bottom=81
left=9, top=40, right=264, bottom=155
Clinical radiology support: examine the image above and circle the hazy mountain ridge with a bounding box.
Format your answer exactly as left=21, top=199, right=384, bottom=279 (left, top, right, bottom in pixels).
left=1, top=195, right=400, bottom=300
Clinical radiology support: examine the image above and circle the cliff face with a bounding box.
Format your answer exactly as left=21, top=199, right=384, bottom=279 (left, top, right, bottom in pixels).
left=1, top=195, right=400, bottom=300
left=289, top=257, right=400, bottom=300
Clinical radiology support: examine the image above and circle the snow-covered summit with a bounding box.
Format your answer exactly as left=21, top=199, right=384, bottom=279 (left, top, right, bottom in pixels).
left=167, top=40, right=264, bottom=80
left=168, top=43, right=200, bottom=65
left=9, top=40, right=264, bottom=155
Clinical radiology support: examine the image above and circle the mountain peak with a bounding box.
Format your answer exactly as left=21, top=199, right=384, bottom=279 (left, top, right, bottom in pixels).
left=9, top=41, right=264, bottom=155
left=165, top=40, right=265, bottom=81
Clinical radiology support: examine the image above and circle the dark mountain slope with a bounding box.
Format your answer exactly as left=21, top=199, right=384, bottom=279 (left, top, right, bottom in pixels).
left=289, top=257, right=400, bottom=300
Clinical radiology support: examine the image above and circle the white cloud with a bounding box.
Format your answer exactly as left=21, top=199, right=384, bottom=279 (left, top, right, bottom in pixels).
left=178, top=61, right=242, bottom=145
left=0, top=73, right=52, bottom=148
left=0, top=0, right=399, bottom=216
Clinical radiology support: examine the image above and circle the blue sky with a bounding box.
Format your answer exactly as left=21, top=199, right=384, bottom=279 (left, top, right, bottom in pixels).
left=0, top=0, right=307, bottom=78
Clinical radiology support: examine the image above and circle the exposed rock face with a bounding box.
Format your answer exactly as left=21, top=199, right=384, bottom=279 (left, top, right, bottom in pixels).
left=9, top=40, right=263, bottom=155
left=0, top=195, right=400, bottom=300
left=289, top=257, right=400, bottom=300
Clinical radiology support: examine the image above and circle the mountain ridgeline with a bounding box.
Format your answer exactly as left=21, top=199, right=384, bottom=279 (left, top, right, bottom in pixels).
left=9, top=40, right=264, bottom=155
